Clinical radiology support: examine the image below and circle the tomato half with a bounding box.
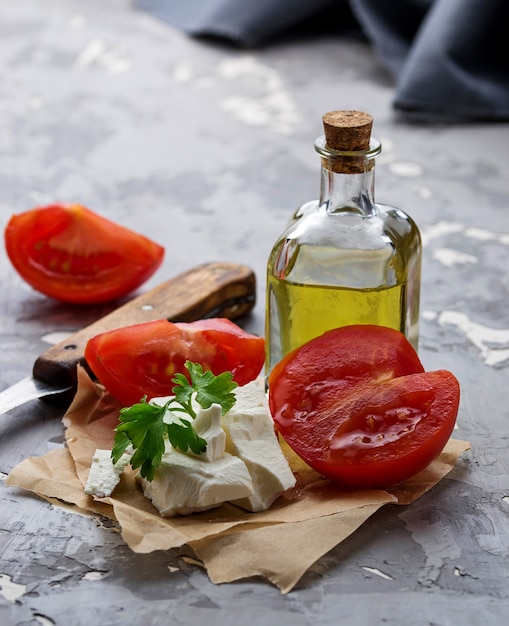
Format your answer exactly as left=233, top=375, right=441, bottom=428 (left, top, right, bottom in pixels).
left=268, top=325, right=460, bottom=488
left=4, top=203, right=164, bottom=304
left=84, top=318, right=265, bottom=406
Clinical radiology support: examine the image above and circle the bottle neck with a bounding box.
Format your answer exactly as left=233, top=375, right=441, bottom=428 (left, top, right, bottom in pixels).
left=319, top=164, right=376, bottom=216
left=314, top=135, right=381, bottom=216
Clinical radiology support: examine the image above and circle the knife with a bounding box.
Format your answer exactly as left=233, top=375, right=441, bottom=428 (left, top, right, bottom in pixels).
left=0, top=262, right=257, bottom=415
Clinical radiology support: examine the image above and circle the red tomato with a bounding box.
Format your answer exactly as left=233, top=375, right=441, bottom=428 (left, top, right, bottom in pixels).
left=84, top=318, right=265, bottom=406
left=4, top=203, right=164, bottom=304
left=268, top=325, right=460, bottom=488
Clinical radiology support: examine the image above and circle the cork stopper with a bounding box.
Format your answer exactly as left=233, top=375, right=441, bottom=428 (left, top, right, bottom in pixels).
left=322, top=111, right=373, bottom=151
left=320, top=110, right=374, bottom=173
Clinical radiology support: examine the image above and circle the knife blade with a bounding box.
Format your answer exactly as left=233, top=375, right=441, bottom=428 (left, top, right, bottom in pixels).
left=0, top=262, right=256, bottom=415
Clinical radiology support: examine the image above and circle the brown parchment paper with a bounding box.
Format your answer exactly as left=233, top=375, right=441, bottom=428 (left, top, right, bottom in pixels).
left=7, top=366, right=471, bottom=594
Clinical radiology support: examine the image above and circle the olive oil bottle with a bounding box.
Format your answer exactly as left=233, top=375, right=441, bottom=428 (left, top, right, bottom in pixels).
left=265, top=111, right=421, bottom=379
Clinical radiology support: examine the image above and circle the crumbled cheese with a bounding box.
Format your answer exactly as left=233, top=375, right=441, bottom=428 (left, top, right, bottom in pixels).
left=152, top=396, right=227, bottom=462
left=223, top=380, right=296, bottom=512
left=137, top=445, right=253, bottom=516
left=84, top=448, right=131, bottom=498
left=191, top=403, right=226, bottom=462
left=85, top=380, right=296, bottom=515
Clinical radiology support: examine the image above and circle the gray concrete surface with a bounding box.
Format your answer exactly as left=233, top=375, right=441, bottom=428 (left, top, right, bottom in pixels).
left=1, top=1, right=508, bottom=624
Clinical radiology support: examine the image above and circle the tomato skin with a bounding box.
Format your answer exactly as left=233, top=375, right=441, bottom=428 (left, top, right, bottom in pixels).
left=4, top=203, right=164, bottom=304
left=84, top=318, right=265, bottom=406
left=268, top=325, right=460, bottom=488
left=269, top=325, right=425, bottom=401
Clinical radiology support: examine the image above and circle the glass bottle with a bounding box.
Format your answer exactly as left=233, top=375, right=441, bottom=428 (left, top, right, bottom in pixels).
left=265, top=110, right=421, bottom=380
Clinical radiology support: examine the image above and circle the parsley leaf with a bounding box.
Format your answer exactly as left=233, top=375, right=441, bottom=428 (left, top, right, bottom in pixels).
left=167, top=419, right=207, bottom=455
left=172, top=361, right=238, bottom=416
left=111, top=361, right=238, bottom=481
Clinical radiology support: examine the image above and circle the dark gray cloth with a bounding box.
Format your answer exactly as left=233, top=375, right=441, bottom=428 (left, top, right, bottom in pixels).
left=136, top=0, right=509, bottom=121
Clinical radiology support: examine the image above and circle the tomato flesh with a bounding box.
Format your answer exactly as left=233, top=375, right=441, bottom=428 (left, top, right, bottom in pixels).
left=4, top=203, right=164, bottom=304
left=84, top=318, right=265, bottom=406
left=268, top=325, right=460, bottom=488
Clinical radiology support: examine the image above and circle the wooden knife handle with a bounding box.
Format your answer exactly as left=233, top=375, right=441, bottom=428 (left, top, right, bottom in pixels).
left=32, top=262, right=256, bottom=388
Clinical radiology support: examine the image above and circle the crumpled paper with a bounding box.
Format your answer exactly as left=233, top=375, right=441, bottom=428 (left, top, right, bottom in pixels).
left=7, top=366, right=470, bottom=593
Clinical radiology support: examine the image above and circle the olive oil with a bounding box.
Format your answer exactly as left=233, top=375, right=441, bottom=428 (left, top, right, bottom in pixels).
left=267, top=278, right=406, bottom=365
left=265, top=111, right=421, bottom=380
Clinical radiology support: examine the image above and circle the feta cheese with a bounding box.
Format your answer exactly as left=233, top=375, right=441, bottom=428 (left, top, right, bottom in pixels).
left=152, top=396, right=227, bottom=462
left=85, top=380, right=296, bottom=516
left=84, top=448, right=131, bottom=498
left=149, top=395, right=173, bottom=407
left=223, top=380, right=296, bottom=512
left=137, top=446, right=253, bottom=517
left=190, top=403, right=226, bottom=462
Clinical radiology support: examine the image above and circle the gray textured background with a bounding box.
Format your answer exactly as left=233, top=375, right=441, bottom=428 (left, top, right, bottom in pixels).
left=1, top=1, right=508, bottom=624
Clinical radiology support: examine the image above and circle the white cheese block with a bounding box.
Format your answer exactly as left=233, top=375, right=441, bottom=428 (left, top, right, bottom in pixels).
left=149, top=395, right=173, bottom=406
left=84, top=448, right=131, bottom=498
left=152, top=396, right=226, bottom=462
left=223, top=380, right=296, bottom=512
left=231, top=377, right=269, bottom=413
left=190, top=403, right=226, bottom=462
left=137, top=445, right=254, bottom=517
left=87, top=382, right=295, bottom=516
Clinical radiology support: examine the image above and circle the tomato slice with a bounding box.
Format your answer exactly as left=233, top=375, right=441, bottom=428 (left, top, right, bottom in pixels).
left=4, top=203, right=164, bottom=304
left=84, top=318, right=265, bottom=406
left=268, top=325, right=460, bottom=488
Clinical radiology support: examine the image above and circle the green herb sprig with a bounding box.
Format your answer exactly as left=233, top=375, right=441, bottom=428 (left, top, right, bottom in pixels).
left=111, top=361, right=237, bottom=481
